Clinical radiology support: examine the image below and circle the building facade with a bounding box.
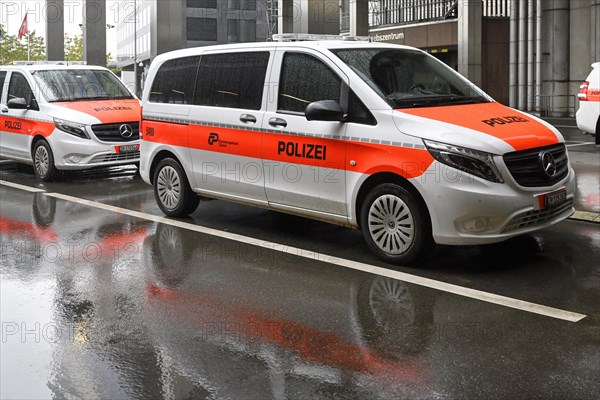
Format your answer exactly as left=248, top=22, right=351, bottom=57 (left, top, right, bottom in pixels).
left=335, top=0, right=600, bottom=116
left=115, top=0, right=269, bottom=92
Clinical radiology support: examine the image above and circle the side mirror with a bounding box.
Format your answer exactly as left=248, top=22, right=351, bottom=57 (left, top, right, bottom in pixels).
left=305, top=100, right=345, bottom=122
left=7, top=98, right=28, bottom=110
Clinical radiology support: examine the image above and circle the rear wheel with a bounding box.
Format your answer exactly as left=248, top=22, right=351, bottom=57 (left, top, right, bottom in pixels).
left=595, top=118, right=599, bottom=145
left=32, top=140, right=58, bottom=182
left=153, top=158, right=200, bottom=217
left=360, top=183, right=432, bottom=265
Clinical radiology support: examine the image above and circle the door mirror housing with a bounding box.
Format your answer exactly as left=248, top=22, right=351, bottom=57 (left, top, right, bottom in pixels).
left=305, top=100, right=345, bottom=122
left=7, top=98, right=29, bottom=110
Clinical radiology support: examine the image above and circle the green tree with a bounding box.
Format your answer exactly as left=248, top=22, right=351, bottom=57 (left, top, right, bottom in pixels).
left=0, top=25, right=45, bottom=64
left=65, top=34, right=83, bottom=62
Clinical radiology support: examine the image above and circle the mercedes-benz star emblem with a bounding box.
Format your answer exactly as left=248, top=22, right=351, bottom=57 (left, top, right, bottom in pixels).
left=540, top=151, right=557, bottom=177
left=119, top=124, right=134, bottom=139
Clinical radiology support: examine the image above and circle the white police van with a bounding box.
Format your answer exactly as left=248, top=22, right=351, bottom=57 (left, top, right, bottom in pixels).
left=139, top=39, right=575, bottom=264
left=0, top=63, right=141, bottom=181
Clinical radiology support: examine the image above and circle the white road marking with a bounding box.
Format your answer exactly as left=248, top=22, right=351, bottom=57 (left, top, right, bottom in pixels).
left=0, top=179, right=46, bottom=193
left=566, top=142, right=595, bottom=148
left=25, top=190, right=584, bottom=323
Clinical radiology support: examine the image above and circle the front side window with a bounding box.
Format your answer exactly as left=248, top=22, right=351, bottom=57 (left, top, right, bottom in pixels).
left=194, top=51, right=270, bottom=110
left=150, top=56, right=200, bottom=104
left=278, top=52, right=342, bottom=114
left=0, top=71, right=6, bottom=101
left=332, top=48, right=489, bottom=109
left=8, top=72, right=35, bottom=102
left=31, top=69, right=134, bottom=102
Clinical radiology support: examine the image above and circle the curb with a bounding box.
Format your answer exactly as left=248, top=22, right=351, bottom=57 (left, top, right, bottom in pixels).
left=570, top=210, right=600, bottom=223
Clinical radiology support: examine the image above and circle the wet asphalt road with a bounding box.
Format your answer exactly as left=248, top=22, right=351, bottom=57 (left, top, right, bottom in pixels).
left=0, top=125, right=599, bottom=399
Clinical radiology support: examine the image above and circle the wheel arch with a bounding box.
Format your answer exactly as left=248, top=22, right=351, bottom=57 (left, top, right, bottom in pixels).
left=149, top=149, right=187, bottom=185
left=30, top=135, right=51, bottom=158
left=354, top=172, right=432, bottom=231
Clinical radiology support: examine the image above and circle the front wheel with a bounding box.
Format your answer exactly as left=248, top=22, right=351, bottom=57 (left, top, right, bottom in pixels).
left=32, top=140, right=58, bottom=182
left=360, top=183, right=432, bottom=265
left=153, top=158, right=200, bottom=217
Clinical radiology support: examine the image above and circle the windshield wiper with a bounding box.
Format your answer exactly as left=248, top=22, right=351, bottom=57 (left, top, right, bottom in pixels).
left=394, top=96, right=488, bottom=108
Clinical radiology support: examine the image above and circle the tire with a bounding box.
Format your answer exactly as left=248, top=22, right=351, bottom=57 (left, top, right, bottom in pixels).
left=32, top=140, right=58, bottom=182
left=595, top=118, right=599, bottom=145
left=360, top=183, right=432, bottom=265
left=153, top=158, right=199, bottom=217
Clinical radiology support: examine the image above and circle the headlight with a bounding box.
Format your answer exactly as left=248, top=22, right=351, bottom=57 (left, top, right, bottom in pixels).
left=424, top=140, right=504, bottom=183
left=54, top=118, right=89, bottom=139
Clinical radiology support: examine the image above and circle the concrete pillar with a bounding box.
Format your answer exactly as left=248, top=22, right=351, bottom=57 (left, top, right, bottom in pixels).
left=591, top=0, right=600, bottom=65
left=45, top=0, right=65, bottom=61
left=517, top=0, right=527, bottom=110
left=278, top=0, right=339, bottom=35
left=509, top=0, right=518, bottom=108
left=458, top=0, right=482, bottom=88
left=350, top=0, right=369, bottom=36
left=527, top=0, right=535, bottom=111
left=83, top=0, right=107, bottom=67
left=535, top=0, right=542, bottom=112
left=542, top=0, right=569, bottom=117
left=278, top=0, right=295, bottom=34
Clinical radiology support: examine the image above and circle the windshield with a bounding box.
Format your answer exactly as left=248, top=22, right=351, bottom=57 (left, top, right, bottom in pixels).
left=332, top=48, right=490, bottom=109
left=32, top=69, right=134, bottom=102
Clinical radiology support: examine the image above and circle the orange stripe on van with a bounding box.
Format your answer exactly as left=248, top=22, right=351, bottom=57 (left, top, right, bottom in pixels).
left=53, top=99, right=141, bottom=124
left=144, top=120, right=435, bottom=179
left=3, top=117, right=54, bottom=137
left=399, top=102, right=560, bottom=151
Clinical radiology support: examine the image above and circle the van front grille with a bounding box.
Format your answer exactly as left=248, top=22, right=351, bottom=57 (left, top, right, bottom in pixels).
left=503, top=144, right=569, bottom=187
left=90, top=151, right=140, bottom=164
left=91, top=122, right=140, bottom=142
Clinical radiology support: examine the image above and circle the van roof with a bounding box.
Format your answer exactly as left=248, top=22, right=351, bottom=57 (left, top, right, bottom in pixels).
left=152, top=40, right=421, bottom=64
left=0, top=64, right=110, bottom=73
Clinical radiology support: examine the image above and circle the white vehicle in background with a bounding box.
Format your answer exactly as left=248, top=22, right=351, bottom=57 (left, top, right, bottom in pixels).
left=576, top=62, right=600, bottom=144
left=0, top=63, right=141, bottom=181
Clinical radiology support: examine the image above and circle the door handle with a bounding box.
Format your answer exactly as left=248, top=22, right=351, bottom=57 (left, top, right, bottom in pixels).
left=240, top=114, right=257, bottom=124
left=268, top=118, right=287, bottom=128
left=0, top=105, right=8, bottom=113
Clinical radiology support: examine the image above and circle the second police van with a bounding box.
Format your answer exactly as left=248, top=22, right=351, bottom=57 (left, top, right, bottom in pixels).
left=0, top=63, right=141, bottom=181
left=140, top=39, right=575, bottom=264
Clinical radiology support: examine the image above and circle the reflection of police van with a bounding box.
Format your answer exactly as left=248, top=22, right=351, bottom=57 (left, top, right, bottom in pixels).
left=140, top=40, right=575, bottom=264
left=0, top=63, right=141, bottom=181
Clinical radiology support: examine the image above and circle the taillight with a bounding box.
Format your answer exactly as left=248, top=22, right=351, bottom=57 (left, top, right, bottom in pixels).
left=578, top=81, right=590, bottom=101
left=139, top=106, right=143, bottom=139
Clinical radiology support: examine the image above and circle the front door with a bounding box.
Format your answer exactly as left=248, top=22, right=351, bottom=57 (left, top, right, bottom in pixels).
left=261, top=49, right=348, bottom=216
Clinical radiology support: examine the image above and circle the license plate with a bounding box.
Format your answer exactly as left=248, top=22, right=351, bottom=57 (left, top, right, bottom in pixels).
left=118, top=144, right=139, bottom=153
left=542, top=189, right=567, bottom=209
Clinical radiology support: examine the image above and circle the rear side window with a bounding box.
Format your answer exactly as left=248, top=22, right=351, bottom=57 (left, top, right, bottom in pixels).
left=194, top=51, right=270, bottom=110
left=278, top=52, right=342, bottom=114
left=150, top=56, right=200, bottom=104
left=8, top=72, right=34, bottom=102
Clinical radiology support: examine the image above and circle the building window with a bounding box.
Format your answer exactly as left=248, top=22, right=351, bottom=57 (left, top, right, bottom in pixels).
left=228, top=0, right=257, bottom=10
left=187, top=18, right=218, bottom=41
left=227, top=19, right=256, bottom=43
left=278, top=52, right=341, bottom=114
left=194, top=52, right=270, bottom=110
left=187, top=0, right=217, bottom=8
left=149, top=56, right=200, bottom=104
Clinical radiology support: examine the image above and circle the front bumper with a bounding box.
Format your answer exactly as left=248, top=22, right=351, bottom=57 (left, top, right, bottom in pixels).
left=48, top=129, right=140, bottom=170
left=411, top=161, right=576, bottom=246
